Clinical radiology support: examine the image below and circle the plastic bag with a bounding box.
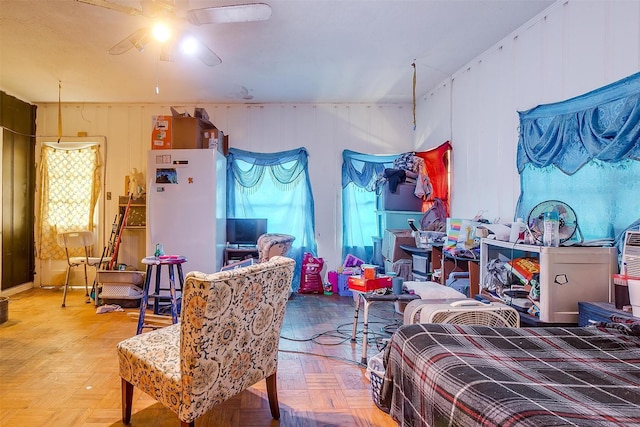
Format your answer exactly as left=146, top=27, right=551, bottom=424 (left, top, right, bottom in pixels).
left=482, top=258, right=510, bottom=296
left=298, top=252, right=325, bottom=294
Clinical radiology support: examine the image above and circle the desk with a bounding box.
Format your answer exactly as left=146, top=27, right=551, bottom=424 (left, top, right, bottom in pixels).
left=350, top=291, right=420, bottom=364
left=137, top=255, right=186, bottom=334
left=431, top=245, right=480, bottom=296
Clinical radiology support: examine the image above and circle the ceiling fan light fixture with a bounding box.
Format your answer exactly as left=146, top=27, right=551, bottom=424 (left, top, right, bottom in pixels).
left=152, top=22, right=171, bottom=43
left=180, top=37, right=199, bottom=56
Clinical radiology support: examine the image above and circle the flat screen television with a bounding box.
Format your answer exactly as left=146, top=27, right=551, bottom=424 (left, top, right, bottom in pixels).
left=226, top=218, right=267, bottom=246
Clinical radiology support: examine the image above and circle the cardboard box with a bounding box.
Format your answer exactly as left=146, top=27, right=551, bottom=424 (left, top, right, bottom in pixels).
left=151, top=116, right=218, bottom=150
left=151, top=115, right=173, bottom=149
left=203, top=128, right=227, bottom=155
left=172, top=117, right=214, bottom=149
left=381, top=229, right=414, bottom=262
left=347, top=276, right=392, bottom=293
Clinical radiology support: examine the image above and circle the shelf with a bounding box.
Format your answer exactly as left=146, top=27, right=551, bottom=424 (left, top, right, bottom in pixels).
left=224, top=246, right=259, bottom=265
left=479, top=238, right=616, bottom=324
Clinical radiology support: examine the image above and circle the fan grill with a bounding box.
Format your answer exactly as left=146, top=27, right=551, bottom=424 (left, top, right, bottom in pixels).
left=406, top=300, right=521, bottom=328
left=527, top=200, right=579, bottom=245
left=430, top=308, right=520, bottom=328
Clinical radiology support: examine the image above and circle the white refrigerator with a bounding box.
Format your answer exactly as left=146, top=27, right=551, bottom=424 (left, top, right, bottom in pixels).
left=146, top=149, right=226, bottom=274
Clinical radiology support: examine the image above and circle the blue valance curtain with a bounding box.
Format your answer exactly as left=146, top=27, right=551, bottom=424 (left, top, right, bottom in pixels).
left=516, top=72, right=640, bottom=247
left=341, top=150, right=398, bottom=263
left=227, top=147, right=316, bottom=289
left=517, top=72, right=640, bottom=174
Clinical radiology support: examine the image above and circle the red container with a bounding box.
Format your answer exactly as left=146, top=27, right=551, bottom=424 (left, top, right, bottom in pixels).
left=348, top=276, right=392, bottom=293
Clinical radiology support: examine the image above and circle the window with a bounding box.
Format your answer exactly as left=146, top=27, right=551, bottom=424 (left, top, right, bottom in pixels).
left=226, top=147, right=316, bottom=289
left=516, top=72, right=640, bottom=248
left=37, top=142, right=102, bottom=260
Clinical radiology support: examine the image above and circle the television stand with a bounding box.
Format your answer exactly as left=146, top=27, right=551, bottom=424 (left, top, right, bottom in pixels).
left=224, top=245, right=259, bottom=265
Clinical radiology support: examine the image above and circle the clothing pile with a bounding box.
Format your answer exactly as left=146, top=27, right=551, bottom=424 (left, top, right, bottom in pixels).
left=376, top=152, right=432, bottom=200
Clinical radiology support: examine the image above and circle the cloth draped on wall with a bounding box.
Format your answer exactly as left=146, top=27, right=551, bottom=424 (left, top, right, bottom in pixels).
left=515, top=72, right=640, bottom=245
left=415, top=141, right=452, bottom=215
left=226, top=147, right=316, bottom=289
left=341, top=142, right=452, bottom=263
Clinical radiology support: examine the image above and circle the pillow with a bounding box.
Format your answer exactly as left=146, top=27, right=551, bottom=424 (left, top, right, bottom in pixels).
left=404, top=281, right=466, bottom=300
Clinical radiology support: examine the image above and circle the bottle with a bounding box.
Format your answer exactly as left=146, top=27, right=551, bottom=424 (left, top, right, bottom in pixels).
left=509, top=218, right=524, bottom=243
left=154, top=243, right=165, bottom=258
left=543, top=211, right=559, bottom=247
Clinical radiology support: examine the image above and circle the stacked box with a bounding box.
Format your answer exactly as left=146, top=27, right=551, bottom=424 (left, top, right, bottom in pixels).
left=338, top=273, right=353, bottom=296
left=348, top=276, right=392, bottom=293
left=151, top=116, right=222, bottom=151
left=381, top=229, right=414, bottom=262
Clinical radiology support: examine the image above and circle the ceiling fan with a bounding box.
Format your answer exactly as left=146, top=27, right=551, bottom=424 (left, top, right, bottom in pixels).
left=75, top=0, right=272, bottom=67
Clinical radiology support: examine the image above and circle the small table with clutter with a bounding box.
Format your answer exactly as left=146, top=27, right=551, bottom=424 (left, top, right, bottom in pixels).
left=348, top=272, right=420, bottom=364
left=136, top=255, right=187, bottom=334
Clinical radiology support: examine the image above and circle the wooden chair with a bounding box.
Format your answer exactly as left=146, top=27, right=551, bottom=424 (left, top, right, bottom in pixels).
left=57, top=230, right=110, bottom=307
left=116, top=256, right=295, bottom=427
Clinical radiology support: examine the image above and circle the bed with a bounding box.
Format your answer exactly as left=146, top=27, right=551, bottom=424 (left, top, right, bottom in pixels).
left=379, top=322, right=640, bottom=426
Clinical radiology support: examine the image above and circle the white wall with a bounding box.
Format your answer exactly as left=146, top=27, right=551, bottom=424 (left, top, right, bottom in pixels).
left=415, top=0, right=640, bottom=222
left=35, top=103, right=414, bottom=275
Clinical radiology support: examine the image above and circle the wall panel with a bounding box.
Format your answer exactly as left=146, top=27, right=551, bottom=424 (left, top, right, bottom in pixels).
left=35, top=102, right=413, bottom=275
left=417, top=0, right=640, bottom=223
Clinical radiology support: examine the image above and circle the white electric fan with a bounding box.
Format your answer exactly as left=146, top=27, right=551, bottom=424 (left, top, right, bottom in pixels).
left=526, top=200, right=583, bottom=246
left=405, top=299, right=520, bottom=327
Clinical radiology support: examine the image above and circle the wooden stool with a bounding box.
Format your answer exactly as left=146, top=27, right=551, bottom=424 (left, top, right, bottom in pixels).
left=136, top=255, right=187, bottom=334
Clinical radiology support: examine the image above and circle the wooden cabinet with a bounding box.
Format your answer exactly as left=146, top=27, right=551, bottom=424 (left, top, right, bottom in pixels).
left=479, top=238, right=616, bottom=324
left=224, top=246, right=259, bottom=265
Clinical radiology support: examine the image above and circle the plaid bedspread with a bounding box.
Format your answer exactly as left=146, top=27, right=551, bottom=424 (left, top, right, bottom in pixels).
left=380, top=323, right=640, bottom=426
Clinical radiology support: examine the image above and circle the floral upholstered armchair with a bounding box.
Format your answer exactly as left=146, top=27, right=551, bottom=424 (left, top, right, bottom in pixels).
left=257, top=233, right=295, bottom=263
left=116, top=256, right=295, bottom=427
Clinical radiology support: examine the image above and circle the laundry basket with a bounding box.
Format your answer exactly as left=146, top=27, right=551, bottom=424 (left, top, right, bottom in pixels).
left=405, top=299, right=520, bottom=327
left=367, top=350, right=390, bottom=413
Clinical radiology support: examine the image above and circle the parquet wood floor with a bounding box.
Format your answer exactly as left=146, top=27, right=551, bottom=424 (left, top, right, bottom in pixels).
left=0, top=287, right=401, bottom=426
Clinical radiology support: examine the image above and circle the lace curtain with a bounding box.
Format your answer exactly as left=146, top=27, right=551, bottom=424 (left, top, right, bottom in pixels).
left=37, top=144, right=102, bottom=260
left=516, top=72, right=640, bottom=243
left=226, top=147, right=316, bottom=290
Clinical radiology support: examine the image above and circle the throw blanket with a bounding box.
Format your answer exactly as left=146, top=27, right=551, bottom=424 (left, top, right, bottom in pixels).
left=381, top=323, right=640, bottom=426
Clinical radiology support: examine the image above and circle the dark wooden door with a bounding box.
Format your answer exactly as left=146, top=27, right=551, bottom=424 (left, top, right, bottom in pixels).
left=1, top=92, right=36, bottom=291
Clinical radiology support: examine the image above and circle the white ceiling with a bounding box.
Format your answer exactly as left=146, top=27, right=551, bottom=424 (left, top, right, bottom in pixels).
left=0, top=0, right=555, bottom=104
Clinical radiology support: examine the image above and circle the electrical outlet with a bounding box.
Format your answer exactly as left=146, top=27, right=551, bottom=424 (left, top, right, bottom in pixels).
left=106, top=192, right=111, bottom=200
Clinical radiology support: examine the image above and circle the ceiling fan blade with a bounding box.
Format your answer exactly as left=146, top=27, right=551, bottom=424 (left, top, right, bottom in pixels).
left=186, top=3, right=272, bottom=25
left=194, top=40, right=222, bottom=67
left=158, top=38, right=221, bottom=67
left=75, top=0, right=143, bottom=16
left=108, top=28, right=150, bottom=55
